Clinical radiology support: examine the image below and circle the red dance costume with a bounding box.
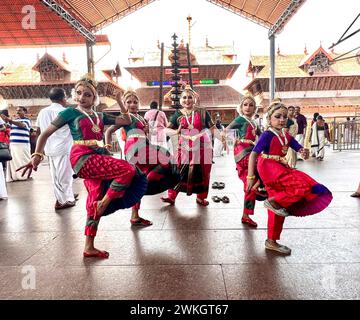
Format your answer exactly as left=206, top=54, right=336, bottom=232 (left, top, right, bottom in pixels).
left=52, top=108, right=147, bottom=237
left=121, top=113, right=179, bottom=211
left=166, top=107, right=214, bottom=202
left=227, top=115, right=261, bottom=216
left=253, top=129, right=333, bottom=240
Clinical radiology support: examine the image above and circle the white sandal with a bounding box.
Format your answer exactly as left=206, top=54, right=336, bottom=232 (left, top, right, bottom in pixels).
left=265, top=240, right=291, bottom=255
left=264, top=199, right=290, bottom=217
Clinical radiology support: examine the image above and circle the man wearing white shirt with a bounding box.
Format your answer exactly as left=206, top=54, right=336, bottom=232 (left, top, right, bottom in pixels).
left=36, top=88, right=76, bottom=210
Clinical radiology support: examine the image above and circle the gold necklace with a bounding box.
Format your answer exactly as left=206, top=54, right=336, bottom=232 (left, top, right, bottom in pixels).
left=182, top=108, right=195, bottom=129
left=131, top=113, right=148, bottom=129
left=268, top=127, right=288, bottom=154
left=77, top=106, right=101, bottom=133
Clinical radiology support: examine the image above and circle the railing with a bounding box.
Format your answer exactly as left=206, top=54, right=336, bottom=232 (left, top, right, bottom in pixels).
left=332, top=118, right=360, bottom=151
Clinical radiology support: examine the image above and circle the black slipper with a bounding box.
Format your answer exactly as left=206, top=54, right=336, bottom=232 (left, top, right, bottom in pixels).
left=217, top=182, right=225, bottom=189
left=212, top=182, right=219, bottom=189
left=221, top=196, right=230, bottom=203
left=211, top=196, right=221, bottom=202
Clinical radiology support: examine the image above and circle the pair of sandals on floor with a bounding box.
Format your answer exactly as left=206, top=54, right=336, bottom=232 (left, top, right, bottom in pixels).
left=211, top=195, right=230, bottom=203
left=211, top=181, right=229, bottom=203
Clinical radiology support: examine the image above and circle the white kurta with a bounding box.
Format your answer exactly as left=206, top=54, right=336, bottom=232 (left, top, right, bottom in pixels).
left=36, top=103, right=74, bottom=204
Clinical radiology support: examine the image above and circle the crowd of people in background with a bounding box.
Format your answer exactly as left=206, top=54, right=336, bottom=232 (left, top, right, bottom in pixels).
left=0, top=80, right=359, bottom=257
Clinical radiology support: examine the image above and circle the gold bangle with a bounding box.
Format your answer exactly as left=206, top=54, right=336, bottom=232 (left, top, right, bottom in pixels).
left=104, top=144, right=112, bottom=149
left=246, top=175, right=256, bottom=180
left=31, top=152, right=44, bottom=161
left=120, top=110, right=129, bottom=115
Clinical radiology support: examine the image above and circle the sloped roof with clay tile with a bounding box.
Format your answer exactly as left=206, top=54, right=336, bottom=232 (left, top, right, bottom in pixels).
left=248, top=49, right=360, bottom=79
left=0, top=53, right=122, bottom=87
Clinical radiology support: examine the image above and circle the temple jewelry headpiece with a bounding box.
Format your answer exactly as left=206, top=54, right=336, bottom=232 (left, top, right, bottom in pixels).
left=237, top=92, right=257, bottom=115
left=266, top=99, right=287, bottom=126
left=75, top=74, right=97, bottom=97
left=181, top=84, right=199, bottom=102
left=122, top=90, right=139, bottom=102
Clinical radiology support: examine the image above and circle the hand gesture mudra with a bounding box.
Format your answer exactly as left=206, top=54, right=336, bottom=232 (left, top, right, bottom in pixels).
left=300, top=148, right=309, bottom=160
left=16, top=155, right=42, bottom=179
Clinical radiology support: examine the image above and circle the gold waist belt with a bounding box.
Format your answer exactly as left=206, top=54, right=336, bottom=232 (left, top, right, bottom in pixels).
left=237, top=138, right=255, bottom=145
left=128, top=134, right=147, bottom=139
left=261, top=153, right=287, bottom=164
left=73, top=139, right=104, bottom=147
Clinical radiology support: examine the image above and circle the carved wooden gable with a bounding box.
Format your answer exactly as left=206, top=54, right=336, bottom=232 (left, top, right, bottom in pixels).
left=33, top=53, right=70, bottom=82
left=300, top=47, right=334, bottom=75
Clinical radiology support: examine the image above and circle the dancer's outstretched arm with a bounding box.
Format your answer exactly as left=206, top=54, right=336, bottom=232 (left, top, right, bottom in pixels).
left=17, top=124, right=58, bottom=178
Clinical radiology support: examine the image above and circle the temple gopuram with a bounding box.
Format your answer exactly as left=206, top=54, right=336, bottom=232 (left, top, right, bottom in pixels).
left=245, top=46, right=360, bottom=117
left=106, top=39, right=242, bottom=124
left=0, top=51, right=124, bottom=121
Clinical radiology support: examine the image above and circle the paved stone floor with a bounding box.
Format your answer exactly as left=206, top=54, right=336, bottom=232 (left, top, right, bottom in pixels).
left=0, top=147, right=359, bottom=300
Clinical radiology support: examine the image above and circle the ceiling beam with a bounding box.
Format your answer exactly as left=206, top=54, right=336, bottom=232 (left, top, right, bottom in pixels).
left=268, top=0, right=306, bottom=38
left=41, top=0, right=96, bottom=43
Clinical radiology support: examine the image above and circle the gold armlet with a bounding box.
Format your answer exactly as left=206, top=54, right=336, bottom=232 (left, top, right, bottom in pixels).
left=246, top=175, right=256, bottom=180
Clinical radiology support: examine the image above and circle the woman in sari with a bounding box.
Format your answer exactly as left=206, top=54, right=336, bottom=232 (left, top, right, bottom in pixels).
left=161, top=85, right=225, bottom=206
left=310, top=115, right=330, bottom=161
left=105, top=90, right=179, bottom=226
left=226, top=94, right=263, bottom=227
left=18, top=76, right=148, bottom=258
left=247, top=102, right=332, bottom=255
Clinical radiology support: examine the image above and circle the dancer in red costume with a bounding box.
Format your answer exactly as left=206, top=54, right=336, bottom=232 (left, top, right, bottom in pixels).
left=161, top=85, right=226, bottom=206
left=105, top=90, right=179, bottom=226
left=18, top=76, right=148, bottom=259
left=226, top=94, right=263, bottom=227
left=247, top=102, right=332, bottom=255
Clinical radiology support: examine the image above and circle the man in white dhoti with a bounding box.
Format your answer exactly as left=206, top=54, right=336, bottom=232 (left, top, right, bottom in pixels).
left=36, top=88, right=76, bottom=210
left=310, top=115, right=330, bottom=161
left=1, top=107, right=31, bottom=182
